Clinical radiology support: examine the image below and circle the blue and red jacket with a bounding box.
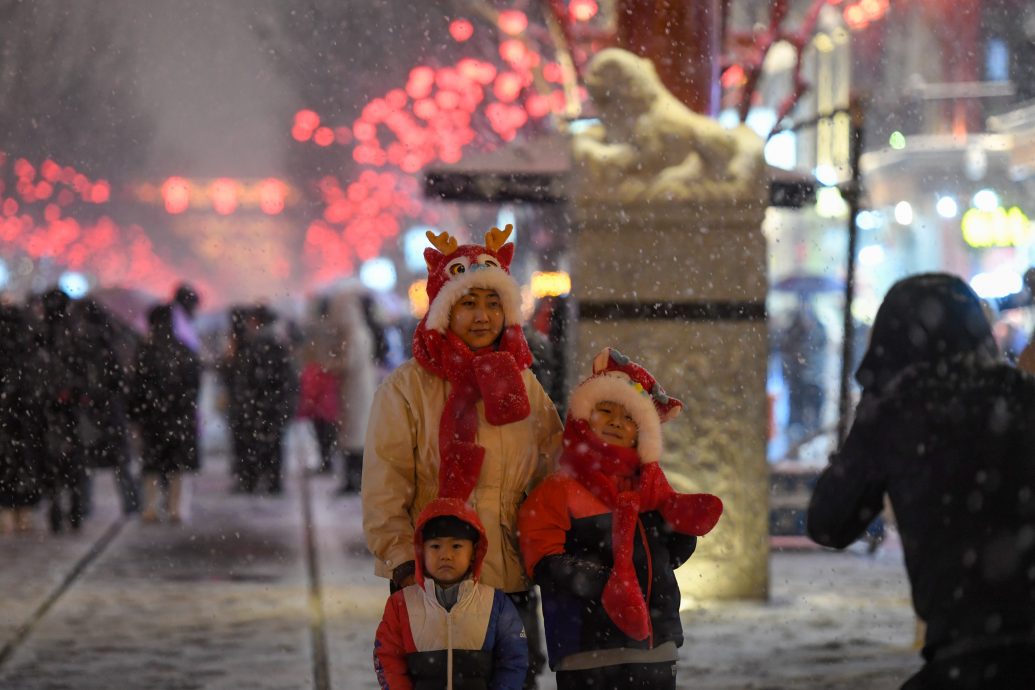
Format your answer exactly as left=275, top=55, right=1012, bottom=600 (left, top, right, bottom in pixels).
left=373, top=498, right=528, bottom=690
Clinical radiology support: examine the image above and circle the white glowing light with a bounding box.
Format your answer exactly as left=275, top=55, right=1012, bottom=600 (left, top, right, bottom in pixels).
left=970, top=270, right=1022, bottom=299
left=858, top=245, right=885, bottom=267
left=58, top=272, right=89, bottom=299
left=856, top=210, right=877, bottom=230
left=359, top=258, right=397, bottom=292
left=0, top=258, right=8, bottom=289
left=894, top=201, right=913, bottom=225
left=936, top=196, right=958, bottom=219
left=973, top=189, right=999, bottom=212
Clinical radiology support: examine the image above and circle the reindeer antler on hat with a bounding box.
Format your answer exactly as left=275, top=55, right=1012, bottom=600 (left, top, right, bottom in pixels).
left=421, top=224, right=522, bottom=334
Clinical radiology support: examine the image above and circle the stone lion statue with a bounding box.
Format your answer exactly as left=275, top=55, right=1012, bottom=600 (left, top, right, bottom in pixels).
left=572, top=48, right=765, bottom=203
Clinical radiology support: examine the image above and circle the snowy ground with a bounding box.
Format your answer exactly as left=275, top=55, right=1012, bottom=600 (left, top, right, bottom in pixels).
left=0, top=440, right=921, bottom=689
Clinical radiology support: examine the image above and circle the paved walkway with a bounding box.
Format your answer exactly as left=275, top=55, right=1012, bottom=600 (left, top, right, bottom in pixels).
left=0, top=446, right=921, bottom=689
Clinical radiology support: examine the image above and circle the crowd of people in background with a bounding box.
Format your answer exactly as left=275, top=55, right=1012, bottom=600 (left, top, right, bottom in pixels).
left=0, top=279, right=409, bottom=535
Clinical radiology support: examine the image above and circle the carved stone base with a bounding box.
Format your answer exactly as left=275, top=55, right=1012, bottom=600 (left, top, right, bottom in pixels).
left=571, top=203, right=769, bottom=601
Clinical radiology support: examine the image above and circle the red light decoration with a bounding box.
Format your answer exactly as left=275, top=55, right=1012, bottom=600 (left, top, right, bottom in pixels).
left=569, top=0, right=598, bottom=22
left=313, top=127, right=335, bottom=147
left=292, top=124, right=313, bottom=142
left=493, top=72, right=524, bottom=103
left=334, top=127, right=353, bottom=145
left=385, top=89, right=408, bottom=110
left=499, top=39, right=527, bottom=66
left=40, top=160, right=61, bottom=182
left=526, top=94, right=550, bottom=119
left=449, top=18, right=473, bottom=42
left=3, top=198, right=18, bottom=216
left=407, top=66, right=436, bottom=100
left=295, top=109, right=320, bottom=131
left=162, top=177, right=191, bottom=214
left=35, top=181, right=53, bottom=200
left=90, top=180, right=110, bottom=204
left=210, top=178, right=238, bottom=215
left=721, top=64, right=746, bottom=88
left=498, top=10, right=528, bottom=35
left=258, top=178, right=286, bottom=215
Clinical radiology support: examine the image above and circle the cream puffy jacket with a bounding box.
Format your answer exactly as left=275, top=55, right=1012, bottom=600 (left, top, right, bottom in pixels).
left=362, top=358, right=563, bottom=593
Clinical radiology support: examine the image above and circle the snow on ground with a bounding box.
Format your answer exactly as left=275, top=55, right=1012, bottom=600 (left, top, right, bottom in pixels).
left=0, top=441, right=921, bottom=689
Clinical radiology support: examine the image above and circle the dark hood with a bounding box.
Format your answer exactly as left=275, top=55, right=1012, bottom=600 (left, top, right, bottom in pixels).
left=856, top=273, right=998, bottom=394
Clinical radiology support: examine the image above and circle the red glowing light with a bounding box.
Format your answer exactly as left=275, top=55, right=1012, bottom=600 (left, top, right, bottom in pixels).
left=90, top=180, right=110, bottom=204
left=721, top=64, right=746, bottom=88
left=35, top=181, right=53, bottom=200
left=44, top=204, right=62, bottom=222
left=2, top=198, right=18, bottom=216
left=569, top=0, right=598, bottom=22
left=449, top=18, right=473, bottom=42
left=498, top=10, right=528, bottom=35
left=334, top=127, right=353, bottom=145
left=385, top=89, right=408, bottom=110
left=259, top=178, right=286, bottom=215
left=295, top=109, right=320, bottom=132
left=493, top=72, right=524, bottom=103
left=210, top=178, right=238, bottom=215
left=407, top=66, right=436, bottom=99
left=354, top=121, right=378, bottom=141
left=543, top=62, right=564, bottom=83
left=162, top=177, right=191, bottom=214
left=414, top=98, right=438, bottom=120
left=499, top=39, right=527, bottom=65
left=526, top=94, right=550, bottom=118
left=313, top=127, right=335, bottom=147
left=41, top=160, right=61, bottom=181
left=844, top=4, right=866, bottom=28
left=292, top=124, right=313, bottom=142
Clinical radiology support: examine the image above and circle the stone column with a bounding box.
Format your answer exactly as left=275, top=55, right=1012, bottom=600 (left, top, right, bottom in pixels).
left=570, top=200, right=769, bottom=601
left=569, top=46, right=770, bottom=600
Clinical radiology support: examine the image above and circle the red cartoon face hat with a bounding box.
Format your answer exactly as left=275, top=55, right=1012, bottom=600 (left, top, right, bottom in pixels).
left=412, top=224, right=534, bottom=504
left=422, top=224, right=523, bottom=333
left=568, top=347, right=684, bottom=463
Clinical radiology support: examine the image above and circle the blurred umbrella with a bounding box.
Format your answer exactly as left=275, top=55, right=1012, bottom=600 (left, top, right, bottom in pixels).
left=91, top=286, right=159, bottom=335
left=772, top=274, right=844, bottom=295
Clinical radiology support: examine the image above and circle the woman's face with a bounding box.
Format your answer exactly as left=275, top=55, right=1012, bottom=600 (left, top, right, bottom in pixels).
left=588, top=400, right=638, bottom=448
left=449, top=288, right=504, bottom=349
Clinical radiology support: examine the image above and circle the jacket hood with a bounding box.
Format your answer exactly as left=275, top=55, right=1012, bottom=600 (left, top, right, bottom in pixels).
left=413, top=498, right=488, bottom=587
left=856, top=273, right=998, bottom=394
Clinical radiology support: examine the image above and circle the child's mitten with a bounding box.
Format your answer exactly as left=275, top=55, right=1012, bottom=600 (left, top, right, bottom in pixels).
left=638, top=462, right=723, bottom=536
left=601, top=491, right=650, bottom=641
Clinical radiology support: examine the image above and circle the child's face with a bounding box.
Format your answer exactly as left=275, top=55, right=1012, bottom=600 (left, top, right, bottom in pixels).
left=422, top=536, right=475, bottom=586
left=588, top=400, right=638, bottom=448
left=449, top=288, right=504, bottom=349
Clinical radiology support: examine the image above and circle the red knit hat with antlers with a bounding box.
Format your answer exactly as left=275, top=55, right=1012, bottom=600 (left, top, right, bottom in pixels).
left=412, top=224, right=533, bottom=503
left=568, top=347, right=683, bottom=464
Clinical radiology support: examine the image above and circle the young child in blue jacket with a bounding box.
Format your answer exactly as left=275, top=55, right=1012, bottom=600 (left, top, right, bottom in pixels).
left=374, top=498, right=528, bottom=690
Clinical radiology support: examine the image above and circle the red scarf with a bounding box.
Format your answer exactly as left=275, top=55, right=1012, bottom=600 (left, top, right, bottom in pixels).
left=412, top=322, right=532, bottom=501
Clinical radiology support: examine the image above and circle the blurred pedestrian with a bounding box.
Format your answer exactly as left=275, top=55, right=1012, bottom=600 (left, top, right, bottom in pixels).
left=225, top=306, right=296, bottom=494
left=75, top=298, right=139, bottom=516
left=316, top=289, right=377, bottom=494
left=0, top=304, right=44, bottom=534
left=130, top=305, right=201, bottom=523
left=808, top=273, right=1035, bottom=689
left=779, top=302, right=828, bottom=446
left=38, top=288, right=91, bottom=532
left=297, top=359, right=341, bottom=474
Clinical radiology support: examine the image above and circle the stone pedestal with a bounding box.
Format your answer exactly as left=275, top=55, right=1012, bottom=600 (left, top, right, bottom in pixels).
left=570, top=200, right=770, bottom=601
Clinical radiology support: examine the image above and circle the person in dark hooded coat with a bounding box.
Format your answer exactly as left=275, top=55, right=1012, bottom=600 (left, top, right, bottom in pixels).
left=807, top=273, right=1035, bottom=690
left=130, top=305, right=201, bottom=522
left=0, top=304, right=44, bottom=532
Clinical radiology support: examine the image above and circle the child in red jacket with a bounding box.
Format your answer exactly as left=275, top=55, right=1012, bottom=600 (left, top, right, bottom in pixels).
left=374, top=498, right=529, bottom=690
left=518, top=348, right=723, bottom=690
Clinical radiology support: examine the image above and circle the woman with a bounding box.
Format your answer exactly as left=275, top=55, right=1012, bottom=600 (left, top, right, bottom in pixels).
left=807, top=273, right=1035, bottom=689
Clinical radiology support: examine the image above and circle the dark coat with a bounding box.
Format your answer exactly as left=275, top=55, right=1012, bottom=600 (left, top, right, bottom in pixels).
left=225, top=329, right=296, bottom=442
left=518, top=474, right=696, bottom=670
left=808, top=274, right=1035, bottom=682
left=0, top=306, right=44, bottom=508
left=130, top=330, right=201, bottom=474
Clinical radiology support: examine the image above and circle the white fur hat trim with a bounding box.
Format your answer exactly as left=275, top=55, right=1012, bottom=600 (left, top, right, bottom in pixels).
left=425, top=266, right=523, bottom=334
left=568, top=371, right=663, bottom=463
